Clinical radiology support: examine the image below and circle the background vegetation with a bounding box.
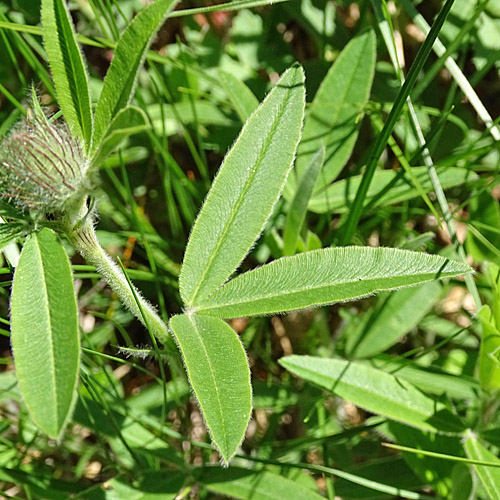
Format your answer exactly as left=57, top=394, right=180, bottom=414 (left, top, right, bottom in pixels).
left=1, top=0, right=500, bottom=498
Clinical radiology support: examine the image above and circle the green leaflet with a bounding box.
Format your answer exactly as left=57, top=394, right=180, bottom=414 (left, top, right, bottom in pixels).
left=41, top=0, right=92, bottom=150
left=0, top=199, right=25, bottom=220
left=279, top=356, right=465, bottom=434
left=283, top=146, right=325, bottom=256
left=369, top=357, right=479, bottom=400
left=466, top=189, right=500, bottom=265
left=389, top=422, right=465, bottom=498
left=477, top=305, right=500, bottom=392
left=308, top=166, right=476, bottom=214
left=346, top=281, right=442, bottom=358
left=169, top=314, right=252, bottom=464
left=0, top=223, right=25, bottom=252
left=286, top=29, right=376, bottom=197
left=91, top=105, right=149, bottom=166
left=194, top=247, right=471, bottom=318
left=217, top=69, right=259, bottom=123
left=92, top=0, right=179, bottom=151
left=79, top=472, right=185, bottom=500
left=10, top=228, right=79, bottom=438
left=200, top=467, right=325, bottom=500
left=464, top=430, right=500, bottom=497
left=333, top=457, right=424, bottom=499
left=179, top=65, right=306, bottom=306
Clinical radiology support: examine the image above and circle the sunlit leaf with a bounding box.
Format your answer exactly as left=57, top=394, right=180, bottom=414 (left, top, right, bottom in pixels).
left=169, top=314, right=252, bottom=463
left=194, top=247, right=471, bottom=318
left=180, top=65, right=306, bottom=306
left=11, top=228, right=79, bottom=438
left=279, top=355, right=465, bottom=433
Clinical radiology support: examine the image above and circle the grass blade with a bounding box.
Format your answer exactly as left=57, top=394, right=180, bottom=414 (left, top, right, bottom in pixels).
left=464, top=430, right=500, bottom=497
left=283, top=146, right=324, bottom=256
left=0, top=223, right=25, bottom=251
left=346, top=282, right=442, bottom=359
left=309, top=166, right=475, bottom=214
left=91, top=105, right=149, bottom=166
left=217, top=69, right=259, bottom=123
left=287, top=29, right=376, bottom=195
left=340, top=0, right=456, bottom=244
left=201, top=467, right=325, bottom=499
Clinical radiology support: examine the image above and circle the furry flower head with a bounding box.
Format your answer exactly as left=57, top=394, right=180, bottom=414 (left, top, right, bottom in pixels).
left=0, top=108, right=89, bottom=217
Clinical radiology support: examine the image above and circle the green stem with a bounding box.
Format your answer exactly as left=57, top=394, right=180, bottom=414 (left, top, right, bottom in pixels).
left=69, top=222, right=170, bottom=344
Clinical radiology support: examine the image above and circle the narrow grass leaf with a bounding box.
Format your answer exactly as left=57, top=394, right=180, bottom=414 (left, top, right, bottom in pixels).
left=279, top=356, right=465, bottom=433
left=10, top=228, right=80, bottom=438
left=340, top=0, right=456, bottom=244
left=286, top=29, right=376, bottom=195
left=41, top=0, right=92, bottom=149
left=92, top=0, right=179, bottom=151
left=466, top=190, right=500, bottom=265
left=194, top=247, right=471, bottom=318
left=200, top=467, right=325, bottom=500
left=283, top=146, right=324, bottom=256
left=217, top=68, right=259, bottom=122
left=169, top=314, right=252, bottom=464
left=79, top=472, right=185, bottom=499
left=464, top=430, right=500, bottom=497
left=180, top=65, right=305, bottom=306
left=309, top=166, right=475, bottom=214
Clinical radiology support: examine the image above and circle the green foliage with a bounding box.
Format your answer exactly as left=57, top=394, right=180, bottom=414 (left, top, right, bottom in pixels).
left=41, top=0, right=92, bottom=149
left=217, top=68, right=259, bottom=122
left=2, top=0, right=500, bottom=497
left=0, top=222, right=26, bottom=251
left=169, top=314, right=252, bottom=464
left=279, top=355, right=465, bottom=433
left=91, top=105, right=149, bottom=167
left=478, top=305, right=500, bottom=391
left=287, top=29, right=376, bottom=195
left=283, top=146, right=324, bottom=256
left=346, top=282, right=443, bottom=358
left=200, top=467, right=325, bottom=499
left=194, top=247, right=470, bottom=317
left=464, top=431, right=500, bottom=498
left=389, top=422, right=465, bottom=497
left=309, top=165, right=475, bottom=214
left=91, top=0, right=179, bottom=151
left=180, top=65, right=306, bottom=307
left=10, top=228, right=79, bottom=438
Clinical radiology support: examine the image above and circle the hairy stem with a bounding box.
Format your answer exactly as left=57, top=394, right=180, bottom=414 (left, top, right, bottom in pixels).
left=69, top=222, right=170, bottom=344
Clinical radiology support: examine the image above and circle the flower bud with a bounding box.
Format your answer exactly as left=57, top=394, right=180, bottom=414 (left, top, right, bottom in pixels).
left=0, top=111, right=89, bottom=217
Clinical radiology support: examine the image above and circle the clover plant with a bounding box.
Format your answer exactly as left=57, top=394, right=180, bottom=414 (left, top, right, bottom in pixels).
left=1, top=0, right=473, bottom=464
